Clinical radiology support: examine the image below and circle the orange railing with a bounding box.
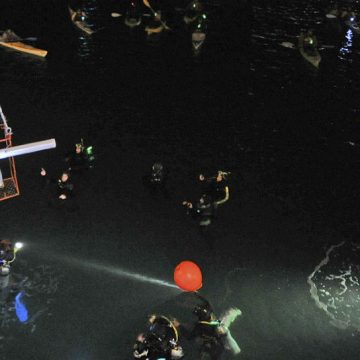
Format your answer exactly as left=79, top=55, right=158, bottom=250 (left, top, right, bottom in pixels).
left=0, top=124, right=20, bottom=201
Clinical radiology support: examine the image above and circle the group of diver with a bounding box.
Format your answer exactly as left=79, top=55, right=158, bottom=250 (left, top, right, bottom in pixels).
left=40, top=139, right=94, bottom=202
left=143, top=162, right=231, bottom=231
left=133, top=294, right=241, bottom=360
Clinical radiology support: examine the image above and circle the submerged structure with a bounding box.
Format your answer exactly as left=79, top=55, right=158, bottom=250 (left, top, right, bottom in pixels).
left=0, top=106, right=56, bottom=201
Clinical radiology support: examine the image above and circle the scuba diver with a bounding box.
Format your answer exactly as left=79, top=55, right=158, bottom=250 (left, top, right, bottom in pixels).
left=183, top=194, right=214, bottom=228
left=40, top=169, right=74, bottom=201
left=143, top=162, right=169, bottom=198
left=302, top=30, right=318, bottom=53
left=0, top=240, right=22, bottom=276
left=57, top=172, right=74, bottom=200
left=133, top=314, right=184, bottom=359
left=183, top=170, right=230, bottom=233
left=176, top=295, right=241, bottom=360
left=65, top=139, right=95, bottom=174
left=199, top=170, right=230, bottom=203
left=183, top=176, right=229, bottom=228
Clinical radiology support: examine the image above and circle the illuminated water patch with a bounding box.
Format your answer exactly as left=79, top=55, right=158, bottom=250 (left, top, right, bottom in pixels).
left=308, top=241, right=360, bottom=330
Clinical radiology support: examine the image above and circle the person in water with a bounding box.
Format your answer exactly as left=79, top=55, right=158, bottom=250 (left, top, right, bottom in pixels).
left=65, top=140, right=95, bottom=173
left=0, top=29, right=21, bottom=42
left=183, top=194, right=214, bottom=228
left=302, top=30, right=318, bottom=52
left=199, top=170, right=230, bottom=202
left=40, top=169, right=74, bottom=200
left=0, top=240, right=15, bottom=276
left=143, top=162, right=169, bottom=198
left=133, top=314, right=184, bottom=359
left=175, top=296, right=242, bottom=360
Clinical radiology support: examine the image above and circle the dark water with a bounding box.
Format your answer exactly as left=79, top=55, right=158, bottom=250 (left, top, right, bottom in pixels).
left=1, top=0, right=360, bottom=359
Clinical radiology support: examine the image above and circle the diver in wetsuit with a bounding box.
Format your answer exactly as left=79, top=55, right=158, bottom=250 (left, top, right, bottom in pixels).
left=133, top=314, right=184, bottom=359
left=40, top=169, right=74, bottom=200
left=65, top=140, right=95, bottom=174
left=183, top=171, right=230, bottom=229
left=178, top=302, right=226, bottom=360
left=0, top=240, right=15, bottom=276
left=143, top=162, right=169, bottom=198
left=199, top=171, right=230, bottom=203
left=183, top=194, right=214, bottom=228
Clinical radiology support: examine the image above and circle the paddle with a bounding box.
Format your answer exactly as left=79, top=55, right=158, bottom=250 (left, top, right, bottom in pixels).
left=111, top=11, right=151, bottom=18
left=280, top=41, right=335, bottom=51
left=326, top=13, right=338, bottom=19
left=280, top=41, right=295, bottom=49
left=1, top=36, right=38, bottom=42
left=143, top=0, right=170, bottom=30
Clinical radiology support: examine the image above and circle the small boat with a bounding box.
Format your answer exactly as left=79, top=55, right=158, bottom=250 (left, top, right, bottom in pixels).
left=145, top=23, right=165, bottom=34
left=0, top=41, right=47, bottom=57
left=298, top=34, right=321, bottom=68
left=124, top=1, right=142, bottom=28
left=145, top=12, right=167, bottom=35
left=69, top=6, right=94, bottom=35
left=0, top=30, right=47, bottom=57
left=191, top=13, right=207, bottom=55
left=192, top=30, right=206, bottom=52
left=184, top=0, right=203, bottom=24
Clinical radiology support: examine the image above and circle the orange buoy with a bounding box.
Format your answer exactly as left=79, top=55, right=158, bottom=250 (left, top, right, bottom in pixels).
left=174, top=260, right=202, bottom=292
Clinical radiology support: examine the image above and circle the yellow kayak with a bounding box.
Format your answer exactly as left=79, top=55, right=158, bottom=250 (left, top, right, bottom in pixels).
left=0, top=41, right=47, bottom=57
left=145, top=23, right=165, bottom=34
left=69, top=6, right=94, bottom=35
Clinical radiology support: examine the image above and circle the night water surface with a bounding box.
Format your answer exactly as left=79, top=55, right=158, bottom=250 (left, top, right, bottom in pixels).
left=1, top=0, right=360, bottom=359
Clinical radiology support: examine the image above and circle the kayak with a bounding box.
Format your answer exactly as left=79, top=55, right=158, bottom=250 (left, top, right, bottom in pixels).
left=192, top=30, right=206, bottom=52
left=298, top=35, right=321, bottom=68
left=0, top=41, right=47, bottom=57
left=145, top=22, right=165, bottom=34
left=125, top=17, right=142, bottom=27
left=124, top=2, right=142, bottom=28
left=69, top=6, right=94, bottom=35
left=184, top=0, right=203, bottom=24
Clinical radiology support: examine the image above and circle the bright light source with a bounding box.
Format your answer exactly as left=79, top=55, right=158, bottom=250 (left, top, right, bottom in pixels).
left=14, top=242, right=24, bottom=250
left=350, top=17, right=355, bottom=22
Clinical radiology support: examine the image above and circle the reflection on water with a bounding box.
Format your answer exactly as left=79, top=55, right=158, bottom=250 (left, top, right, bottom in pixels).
left=339, top=29, right=353, bottom=59
left=0, top=264, right=62, bottom=348
left=77, top=35, right=96, bottom=59
left=308, top=242, right=360, bottom=331
left=15, top=292, right=28, bottom=323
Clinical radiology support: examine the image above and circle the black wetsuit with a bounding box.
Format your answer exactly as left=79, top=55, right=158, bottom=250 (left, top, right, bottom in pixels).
left=200, top=177, right=227, bottom=204
left=133, top=317, right=177, bottom=359
left=179, top=319, right=224, bottom=360
left=66, top=150, right=94, bottom=173
left=57, top=179, right=74, bottom=199
left=143, top=168, right=169, bottom=198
